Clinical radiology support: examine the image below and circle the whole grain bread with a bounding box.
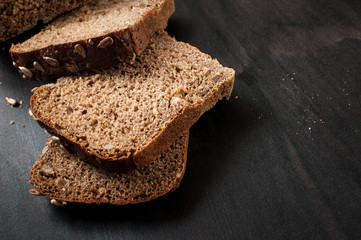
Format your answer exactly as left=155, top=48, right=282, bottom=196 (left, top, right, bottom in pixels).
left=30, top=133, right=188, bottom=205
left=9, top=0, right=175, bottom=81
left=0, top=0, right=91, bottom=42
left=30, top=32, right=235, bottom=172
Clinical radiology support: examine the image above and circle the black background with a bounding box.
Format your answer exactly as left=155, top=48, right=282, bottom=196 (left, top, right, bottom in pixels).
left=1, top=0, right=361, bottom=239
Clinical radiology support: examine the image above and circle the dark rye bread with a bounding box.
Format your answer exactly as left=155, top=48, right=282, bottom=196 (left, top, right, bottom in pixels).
left=30, top=133, right=188, bottom=205
left=0, top=0, right=91, bottom=41
left=9, top=0, right=175, bottom=81
left=30, top=32, right=235, bottom=172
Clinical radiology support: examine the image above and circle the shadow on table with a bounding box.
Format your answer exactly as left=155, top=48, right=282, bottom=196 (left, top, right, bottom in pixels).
left=49, top=71, right=265, bottom=226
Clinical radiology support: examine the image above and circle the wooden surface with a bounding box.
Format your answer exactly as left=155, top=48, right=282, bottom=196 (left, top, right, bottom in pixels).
left=1, top=0, right=361, bottom=239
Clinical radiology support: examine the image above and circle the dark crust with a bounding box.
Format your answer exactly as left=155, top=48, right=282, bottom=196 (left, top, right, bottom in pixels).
left=30, top=68, right=235, bottom=171
left=9, top=0, right=175, bottom=81
left=29, top=132, right=189, bottom=205
left=10, top=30, right=135, bottom=82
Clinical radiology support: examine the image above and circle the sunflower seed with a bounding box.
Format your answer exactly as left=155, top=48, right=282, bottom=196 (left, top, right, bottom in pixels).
left=50, top=199, right=67, bottom=207
left=19, top=66, right=33, bottom=77
left=40, top=164, right=54, bottom=176
left=28, top=109, right=37, bottom=120
left=65, top=63, right=79, bottom=73
left=87, top=39, right=94, bottom=45
left=9, top=120, right=14, bottom=125
left=12, top=61, right=17, bottom=67
left=97, top=37, right=113, bottom=48
left=29, top=189, right=42, bottom=196
left=74, top=44, right=86, bottom=58
left=5, top=97, right=18, bottom=106
left=43, top=56, right=60, bottom=66
left=33, top=61, right=45, bottom=72
left=51, top=136, right=60, bottom=141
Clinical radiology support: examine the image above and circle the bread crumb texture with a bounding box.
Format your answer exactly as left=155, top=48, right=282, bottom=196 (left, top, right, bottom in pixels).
left=11, top=0, right=166, bottom=50
left=0, top=0, right=90, bottom=41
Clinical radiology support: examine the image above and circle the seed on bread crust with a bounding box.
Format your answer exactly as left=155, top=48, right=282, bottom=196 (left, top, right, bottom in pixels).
left=65, top=63, right=79, bottom=73
left=33, top=61, right=45, bottom=72
left=97, top=37, right=113, bottom=48
left=87, top=39, right=94, bottom=45
left=74, top=44, right=86, bottom=58
left=19, top=66, right=33, bottom=77
left=43, top=56, right=60, bottom=66
left=50, top=199, right=67, bottom=206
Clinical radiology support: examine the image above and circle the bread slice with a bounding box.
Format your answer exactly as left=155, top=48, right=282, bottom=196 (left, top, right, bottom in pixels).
left=30, top=133, right=189, bottom=205
left=0, top=0, right=91, bottom=42
left=9, top=0, right=175, bottom=81
left=30, top=32, right=235, bottom=172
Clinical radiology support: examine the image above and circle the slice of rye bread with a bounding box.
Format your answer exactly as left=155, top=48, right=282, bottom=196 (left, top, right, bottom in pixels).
left=30, top=133, right=189, bottom=205
left=30, top=32, right=235, bottom=172
left=0, top=0, right=91, bottom=42
left=9, top=0, right=175, bottom=81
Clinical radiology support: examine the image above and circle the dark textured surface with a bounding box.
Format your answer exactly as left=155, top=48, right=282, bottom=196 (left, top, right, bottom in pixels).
left=1, top=0, right=361, bottom=239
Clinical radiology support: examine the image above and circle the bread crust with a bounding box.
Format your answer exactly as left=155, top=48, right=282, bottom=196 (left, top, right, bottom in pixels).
left=9, top=0, right=175, bottom=81
left=29, top=133, right=189, bottom=205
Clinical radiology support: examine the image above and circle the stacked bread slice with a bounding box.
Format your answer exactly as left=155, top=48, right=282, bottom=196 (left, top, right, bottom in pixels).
left=9, top=0, right=235, bottom=205
left=31, top=134, right=189, bottom=205
left=0, top=0, right=92, bottom=41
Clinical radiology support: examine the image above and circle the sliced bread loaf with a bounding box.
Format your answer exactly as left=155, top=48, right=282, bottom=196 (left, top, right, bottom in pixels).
left=0, top=0, right=91, bottom=41
left=10, top=0, right=175, bottom=81
left=30, top=133, right=188, bottom=205
left=30, top=32, right=235, bottom=172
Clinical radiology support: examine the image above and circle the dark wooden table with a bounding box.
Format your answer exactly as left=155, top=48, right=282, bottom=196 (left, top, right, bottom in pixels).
left=1, top=0, right=361, bottom=239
